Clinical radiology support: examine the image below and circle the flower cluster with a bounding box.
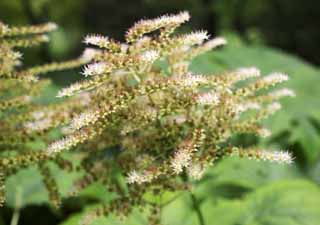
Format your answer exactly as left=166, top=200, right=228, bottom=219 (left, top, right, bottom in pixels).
left=0, top=21, right=94, bottom=206
left=0, top=12, right=294, bottom=223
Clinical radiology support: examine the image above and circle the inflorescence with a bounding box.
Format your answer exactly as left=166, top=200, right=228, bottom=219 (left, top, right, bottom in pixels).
left=0, top=12, right=294, bottom=223
left=0, top=20, right=94, bottom=207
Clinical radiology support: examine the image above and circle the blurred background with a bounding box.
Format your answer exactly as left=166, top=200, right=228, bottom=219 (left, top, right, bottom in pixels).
left=0, top=1, right=320, bottom=225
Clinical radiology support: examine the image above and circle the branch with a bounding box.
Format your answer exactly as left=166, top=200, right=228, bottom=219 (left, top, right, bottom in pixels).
left=189, top=191, right=205, bottom=225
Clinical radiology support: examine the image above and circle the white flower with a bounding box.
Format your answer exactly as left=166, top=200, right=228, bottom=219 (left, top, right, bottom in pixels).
left=183, top=30, right=209, bottom=45
left=82, top=62, right=107, bottom=76
left=270, top=88, right=296, bottom=98
left=120, top=44, right=129, bottom=53
left=47, top=22, right=58, bottom=31
left=57, top=82, right=83, bottom=97
left=236, top=102, right=261, bottom=113
left=77, top=92, right=92, bottom=106
left=267, top=102, right=282, bottom=113
left=83, top=34, right=109, bottom=47
left=153, top=11, right=190, bottom=26
left=177, top=73, right=207, bottom=87
left=262, top=72, right=289, bottom=83
left=235, top=67, right=261, bottom=80
left=0, top=23, right=10, bottom=34
left=168, top=115, right=187, bottom=124
left=258, top=128, right=272, bottom=138
left=171, top=150, right=192, bottom=174
left=196, top=92, right=219, bottom=105
left=203, top=37, right=227, bottom=49
left=259, top=150, right=294, bottom=164
left=11, top=51, right=23, bottom=60
left=24, top=118, right=52, bottom=132
left=31, top=111, right=46, bottom=119
left=40, top=35, right=50, bottom=42
left=188, top=163, right=206, bottom=180
left=80, top=48, right=98, bottom=62
left=140, top=50, right=159, bottom=62
left=70, top=110, right=98, bottom=131
left=47, top=136, right=77, bottom=154
left=170, top=141, right=195, bottom=174
left=127, top=170, right=153, bottom=184
left=232, top=149, right=294, bottom=164
left=135, top=36, right=151, bottom=48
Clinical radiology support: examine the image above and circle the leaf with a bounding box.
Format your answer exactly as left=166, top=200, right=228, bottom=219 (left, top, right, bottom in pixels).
left=59, top=205, right=149, bottom=225
left=59, top=177, right=319, bottom=225
left=5, top=167, right=48, bottom=208
left=5, top=158, right=81, bottom=208
left=200, top=157, right=301, bottom=190
left=289, top=118, right=320, bottom=165
left=202, top=180, right=320, bottom=225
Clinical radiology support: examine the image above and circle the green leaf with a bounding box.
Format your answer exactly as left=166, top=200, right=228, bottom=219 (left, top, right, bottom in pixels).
left=5, top=167, right=48, bottom=208
left=203, top=180, right=320, bottom=225
left=290, top=118, right=320, bottom=165
left=5, top=158, right=81, bottom=208
left=200, top=157, right=301, bottom=190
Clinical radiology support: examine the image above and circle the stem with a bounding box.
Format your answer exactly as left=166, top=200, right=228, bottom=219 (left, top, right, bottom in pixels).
left=159, top=193, right=162, bottom=222
left=10, top=187, right=22, bottom=225
left=10, top=209, right=20, bottom=225
left=189, top=191, right=205, bottom=225
left=180, top=173, right=205, bottom=225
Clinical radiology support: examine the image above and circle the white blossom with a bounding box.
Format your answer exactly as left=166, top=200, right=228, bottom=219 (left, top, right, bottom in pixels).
left=258, top=128, right=272, bottom=138
left=183, top=30, right=209, bottom=45
left=196, top=92, right=219, bottom=105
left=82, top=62, right=107, bottom=76
left=170, top=141, right=195, bottom=174
left=83, top=34, right=109, bottom=47
left=47, top=135, right=78, bottom=154
left=257, top=150, right=294, bottom=164
left=232, top=149, right=293, bottom=164
left=270, top=88, right=296, bottom=98
left=171, top=150, right=192, bottom=174
left=47, top=22, right=58, bottom=31
left=140, top=50, right=159, bottom=62
left=77, top=92, right=92, bottom=106
left=31, top=111, right=46, bottom=119
left=57, top=82, right=83, bottom=97
left=153, top=11, right=190, bottom=26
left=177, top=73, right=207, bottom=87
left=188, top=163, right=206, bottom=180
left=24, top=118, right=52, bottom=132
left=80, top=48, right=98, bottom=62
left=127, top=170, right=153, bottom=184
left=203, top=37, right=227, bottom=49
left=236, top=102, right=261, bottom=113
left=234, top=67, right=261, bottom=80
left=262, top=72, right=289, bottom=83
left=267, top=102, right=282, bottom=113
left=70, top=110, right=98, bottom=130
